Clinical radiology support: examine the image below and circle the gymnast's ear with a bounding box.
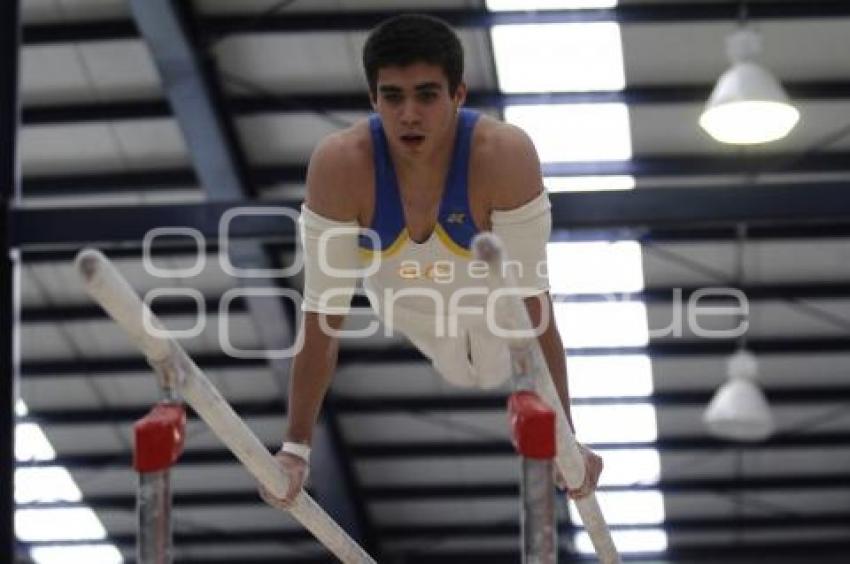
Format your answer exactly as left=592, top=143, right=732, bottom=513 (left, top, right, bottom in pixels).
left=453, top=81, right=468, bottom=107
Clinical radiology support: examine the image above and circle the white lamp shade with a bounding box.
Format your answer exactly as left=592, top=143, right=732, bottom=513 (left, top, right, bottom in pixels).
left=703, top=378, right=774, bottom=441
left=699, top=62, right=800, bottom=145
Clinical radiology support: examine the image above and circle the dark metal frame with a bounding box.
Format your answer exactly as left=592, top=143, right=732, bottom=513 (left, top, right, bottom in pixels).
left=0, top=0, right=20, bottom=562
left=11, top=181, right=850, bottom=248
left=21, top=80, right=850, bottom=128
left=17, top=153, right=850, bottom=199
left=15, top=471, right=850, bottom=511
left=20, top=280, right=850, bottom=323
left=17, top=335, right=850, bottom=380
left=11, top=2, right=850, bottom=560
left=18, top=385, right=850, bottom=427
left=17, top=430, right=850, bottom=474
left=21, top=2, right=850, bottom=45
left=18, top=533, right=850, bottom=564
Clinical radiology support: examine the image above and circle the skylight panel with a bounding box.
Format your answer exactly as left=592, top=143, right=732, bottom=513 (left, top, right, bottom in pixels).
left=487, top=0, right=618, bottom=10
left=492, top=23, right=625, bottom=92
left=505, top=104, right=632, bottom=162
left=545, top=175, right=635, bottom=192
left=16, top=507, right=107, bottom=541
left=15, top=467, right=83, bottom=503
left=566, top=354, right=653, bottom=398
left=576, top=528, right=668, bottom=554
left=15, top=423, right=56, bottom=462
left=572, top=403, right=658, bottom=443
left=30, top=544, right=124, bottom=564
left=554, top=301, right=649, bottom=348
left=15, top=400, right=121, bottom=562
left=570, top=491, right=665, bottom=525
left=547, top=240, right=643, bottom=294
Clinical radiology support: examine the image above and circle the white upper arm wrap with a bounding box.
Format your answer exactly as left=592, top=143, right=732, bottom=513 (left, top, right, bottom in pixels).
left=490, top=190, right=552, bottom=297
left=299, top=204, right=360, bottom=315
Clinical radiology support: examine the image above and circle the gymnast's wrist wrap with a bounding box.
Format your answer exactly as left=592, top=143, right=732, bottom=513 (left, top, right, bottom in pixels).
left=281, top=441, right=311, bottom=464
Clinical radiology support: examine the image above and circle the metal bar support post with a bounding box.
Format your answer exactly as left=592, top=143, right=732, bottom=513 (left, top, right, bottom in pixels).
left=133, top=360, right=187, bottom=563
left=508, top=390, right=558, bottom=564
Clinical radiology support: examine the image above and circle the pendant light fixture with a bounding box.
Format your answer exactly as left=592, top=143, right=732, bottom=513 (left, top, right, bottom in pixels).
left=703, top=225, right=775, bottom=441
left=699, top=7, right=799, bottom=145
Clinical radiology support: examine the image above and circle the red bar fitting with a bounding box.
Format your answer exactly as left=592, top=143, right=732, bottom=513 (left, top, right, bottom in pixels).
left=507, top=391, right=556, bottom=460
left=133, top=402, right=187, bottom=473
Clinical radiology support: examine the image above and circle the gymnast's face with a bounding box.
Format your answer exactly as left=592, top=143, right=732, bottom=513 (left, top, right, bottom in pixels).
left=371, top=62, right=467, bottom=161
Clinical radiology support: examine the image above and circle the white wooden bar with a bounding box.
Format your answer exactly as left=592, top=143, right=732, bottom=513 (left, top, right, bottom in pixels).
left=472, top=234, right=621, bottom=564
left=75, top=249, right=376, bottom=564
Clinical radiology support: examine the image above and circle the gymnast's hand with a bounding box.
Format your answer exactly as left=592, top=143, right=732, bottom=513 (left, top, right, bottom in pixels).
left=259, top=449, right=310, bottom=510
left=554, top=443, right=604, bottom=500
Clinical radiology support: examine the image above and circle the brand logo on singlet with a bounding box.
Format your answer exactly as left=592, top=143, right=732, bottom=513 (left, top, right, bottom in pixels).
left=446, top=212, right=466, bottom=224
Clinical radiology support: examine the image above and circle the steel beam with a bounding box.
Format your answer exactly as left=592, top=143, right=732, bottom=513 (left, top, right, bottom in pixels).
left=640, top=223, right=850, bottom=243
left=20, top=281, right=850, bottom=324
left=17, top=471, right=850, bottom=511
left=363, top=474, right=850, bottom=500
left=23, top=99, right=172, bottom=125
left=21, top=295, right=246, bottom=323
left=21, top=2, right=850, bottom=45
left=542, top=153, right=850, bottom=178
left=381, top=513, right=850, bottom=537
left=332, top=387, right=850, bottom=411
left=20, top=244, right=225, bottom=264
left=22, top=539, right=850, bottom=564
left=21, top=80, right=850, bottom=126
left=364, top=541, right=850, bottom=563
left=17, top=432, right=850, bottom=473
left=21, top=529, right=313, bottom=548
left=17, top=449, right=236, bottom=470
left=18, top=512, right=850, bottom=546
left=126, top=0, right=377, bottom=553
left=349, top=433, right=850, bottom=458
left=19, top=336, right=850, bottom=381
left=204, top=2, right=850, bottom=31
left=15, top=223, right=850, bottom=264
left=21, top=512, right=849, bottom=564
left=18, top=154, right=850, bottom=199
left=23, top=168, right=199, bottom=196
left=13, top=181, right=850, bottom=247
left=21, top=352, right=267, bottom=377
left=10, top=200, right=298, bottom=246
left=21, top=386, right=850, bottom=427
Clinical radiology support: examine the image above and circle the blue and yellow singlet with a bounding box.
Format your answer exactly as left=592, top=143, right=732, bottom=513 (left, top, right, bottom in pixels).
left=359, top=108, right=481, bottom=260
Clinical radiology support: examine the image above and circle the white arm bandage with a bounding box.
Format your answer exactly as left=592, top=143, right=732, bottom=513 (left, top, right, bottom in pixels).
left=490, top=190, right=552, bottom=297
left=299, top=205, right=361, bottom=315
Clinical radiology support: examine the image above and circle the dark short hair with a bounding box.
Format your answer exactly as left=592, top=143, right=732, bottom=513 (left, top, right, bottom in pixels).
left=362, top=14, right=464, bottom=96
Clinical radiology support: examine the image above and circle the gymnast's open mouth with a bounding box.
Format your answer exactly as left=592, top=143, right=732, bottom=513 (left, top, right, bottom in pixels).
left=400, top=133, right=425, bottom=147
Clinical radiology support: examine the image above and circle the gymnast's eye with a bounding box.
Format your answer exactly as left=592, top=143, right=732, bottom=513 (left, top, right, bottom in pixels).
left=417, top=91, right=438, bottom=103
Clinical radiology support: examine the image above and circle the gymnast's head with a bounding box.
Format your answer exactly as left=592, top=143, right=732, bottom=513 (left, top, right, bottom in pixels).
left=362, top=14, right=465, bottom=99
left=363, top=14, right=467, bottom=155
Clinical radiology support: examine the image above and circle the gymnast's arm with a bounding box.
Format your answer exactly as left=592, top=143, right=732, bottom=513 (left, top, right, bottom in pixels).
left=267, top=133, right=363, bottom=506
left=482, top=123, right=603, bottom=499
left=481, top=123, right=575, bottom=422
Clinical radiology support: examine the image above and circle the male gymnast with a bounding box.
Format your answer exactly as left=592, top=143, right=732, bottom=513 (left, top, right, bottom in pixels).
left=263, top=13, right=603, bottom=509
